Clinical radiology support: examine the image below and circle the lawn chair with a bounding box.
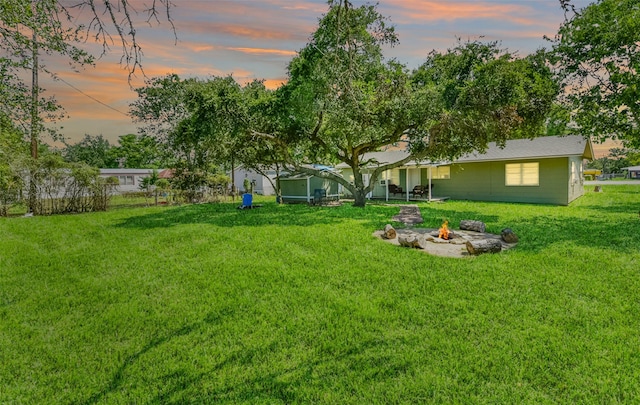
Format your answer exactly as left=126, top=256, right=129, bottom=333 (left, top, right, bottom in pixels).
left=313, top=188, right=327, bottom=205
left=388, top=184, right=403, bottom=196
left=410, top=185, right=426, bottom=198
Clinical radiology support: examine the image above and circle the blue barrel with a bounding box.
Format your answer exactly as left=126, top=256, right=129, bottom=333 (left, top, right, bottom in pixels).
left=242, top=193, right=253, bottom=207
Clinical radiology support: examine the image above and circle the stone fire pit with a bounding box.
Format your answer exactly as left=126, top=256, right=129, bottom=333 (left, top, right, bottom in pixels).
left=373, top=222, right=518, bottom=258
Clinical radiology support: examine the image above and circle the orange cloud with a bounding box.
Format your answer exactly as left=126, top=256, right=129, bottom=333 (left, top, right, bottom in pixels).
left=262, top=78, right=288, bottom=90
left=183, top=22, right=309, bottom=42
left=227, top=47, right=297, bottom=57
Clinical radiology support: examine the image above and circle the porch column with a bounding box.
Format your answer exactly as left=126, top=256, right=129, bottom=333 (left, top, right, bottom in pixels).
left=306, top=177, right=311, bottom=203
left=405, top=169, right=410, bottom=202
left=385, top=169, right=389, bottom=202
left=428, top=166, right=433, bottom=202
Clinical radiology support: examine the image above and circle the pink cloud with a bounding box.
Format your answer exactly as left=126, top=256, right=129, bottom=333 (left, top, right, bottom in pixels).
left=384, top=0, right=552, bottom=27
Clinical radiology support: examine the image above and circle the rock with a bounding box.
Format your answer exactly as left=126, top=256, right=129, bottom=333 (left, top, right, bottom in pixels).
left=382, top=224, right=397, bottom=239
left=459, top=220, right=486, bottom=233
left=501, top=228, right=519, bottom=243
left=466, top=239, right=502, bottom=255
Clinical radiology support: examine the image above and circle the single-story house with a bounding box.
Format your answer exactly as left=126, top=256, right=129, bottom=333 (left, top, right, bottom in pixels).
left=99, top=168, right=165, bottom=193
left=623, top=166, right=640, bottom=179
left=338, top=135, right=594, bottom=205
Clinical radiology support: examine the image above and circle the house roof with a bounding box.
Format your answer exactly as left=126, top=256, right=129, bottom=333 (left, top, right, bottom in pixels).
left=456, top=135, right=593, bottom=163
left=158, top=169, right=174, bottom=179
left=335, top=135, right=593, bottom=168
left=622, top=166, right=640, bottom=171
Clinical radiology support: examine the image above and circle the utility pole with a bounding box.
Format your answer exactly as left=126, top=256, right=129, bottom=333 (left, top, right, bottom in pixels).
left=28, top=0, right=39, bottom=213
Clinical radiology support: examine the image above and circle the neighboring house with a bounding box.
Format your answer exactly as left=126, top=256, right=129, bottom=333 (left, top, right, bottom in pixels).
left=232, top=167, right=279, bottom=195
left=158, top=169, right=174, bottom=179
left=623, top=166, right=640, bottom=179
left=99, top=168, right=164, bottom=193
left=338, top=135, right=594, bottom=205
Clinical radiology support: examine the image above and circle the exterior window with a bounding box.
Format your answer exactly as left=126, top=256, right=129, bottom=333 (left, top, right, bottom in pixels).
left=505, top=162, right=539, bottom=186
left=118, top=175, right=135, bottom=185
left=432, top=166, right=450, bottom=179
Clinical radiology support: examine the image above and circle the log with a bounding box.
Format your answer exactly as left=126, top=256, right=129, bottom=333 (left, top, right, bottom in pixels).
left=398, top=234, right=427, bottom=249
left=466, top=239, right=502, bottom=255
left=459, top=220, right=486, bottom=233
left=501, top=228, right=519, bottom=243
left=382, top=224, right=397, bottom=240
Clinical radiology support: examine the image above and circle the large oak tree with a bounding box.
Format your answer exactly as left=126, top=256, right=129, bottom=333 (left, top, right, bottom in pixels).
left=273, top=0, right=557, bottom=206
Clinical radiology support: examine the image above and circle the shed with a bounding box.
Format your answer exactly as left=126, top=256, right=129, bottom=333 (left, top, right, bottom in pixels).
left=278, top=173, right=340, bottom=204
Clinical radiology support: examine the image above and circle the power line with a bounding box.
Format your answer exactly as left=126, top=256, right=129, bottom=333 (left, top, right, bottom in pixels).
left=53, top=75, right=129, bottom=117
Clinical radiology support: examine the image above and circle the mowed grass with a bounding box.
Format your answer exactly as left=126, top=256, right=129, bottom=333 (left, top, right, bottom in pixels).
left=1, top=186, right=639, bottom=404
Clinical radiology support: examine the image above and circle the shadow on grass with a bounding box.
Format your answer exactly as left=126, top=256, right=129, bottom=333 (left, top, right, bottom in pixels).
left=418, top=200, right=640, bottom=254
left=148, top=336, right=409, bottom=403
left=506, top=213, right=640, bottom=254
left=82, top=302, right=408, bottom=404
left=112, top=201, right=401, bottom=230
left=112, top=197, right=640, bottom=254
left=81, top=308, right=235, bottom=405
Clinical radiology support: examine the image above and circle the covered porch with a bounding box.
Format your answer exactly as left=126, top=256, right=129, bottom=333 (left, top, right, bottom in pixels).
left=344, top=163, right=451, bottom=202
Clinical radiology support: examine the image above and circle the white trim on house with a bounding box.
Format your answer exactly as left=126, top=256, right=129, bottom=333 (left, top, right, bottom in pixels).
left=99, top=168, right=165, bottom=194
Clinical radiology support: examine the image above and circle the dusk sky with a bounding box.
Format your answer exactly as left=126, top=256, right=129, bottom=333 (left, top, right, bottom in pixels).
left=42, top=0, right=603, bottom=151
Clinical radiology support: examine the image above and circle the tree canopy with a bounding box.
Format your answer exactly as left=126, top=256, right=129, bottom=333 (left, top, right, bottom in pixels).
left=0, top=0, right=174, bottom=139
left=270, top=1, right=557, bottom=206
left=551, top=0, right=640, bottom=147
left=130, top=1, right=558, bottom=207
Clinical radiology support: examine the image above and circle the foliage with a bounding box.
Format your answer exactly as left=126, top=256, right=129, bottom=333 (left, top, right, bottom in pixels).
left=587, top=146, right=640, bottom=174
left=61, top=133, right=166, bottom=169
left=551, top=0, right=640, bottom=147
left=272, top=2, right=557, bottom=206
left=2, top=0, right=174, bottom=212
left=130, top=74, right=221, bottom=198
left=2, top=152, right=117, bottom=215
left=62, top=134, right=116, bottom=168
left=0, top=0, right=93, bottom=136
left=0, top=0, right=175, bottom=94
left=109, top=134, right=166, bottom=169
left=0, top=114, right=28, bottom=215
left=131, top=75, right=285, bottom=199
left=130, top=3, right=556, bottom=208
left=130, top=74, right=195, bottom=141
left=1, top=187, right=639, bottom=402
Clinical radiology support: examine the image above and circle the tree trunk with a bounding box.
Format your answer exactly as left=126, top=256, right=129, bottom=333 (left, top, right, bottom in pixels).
left=353, top=189, right=367, bottom=207
left=382, top=224, right=396, bottom=239
left=398, top=234, right=427, bottom=249
left=460, top=220, right=486, bottom=233
left=466, top=239, right=502, bottom=255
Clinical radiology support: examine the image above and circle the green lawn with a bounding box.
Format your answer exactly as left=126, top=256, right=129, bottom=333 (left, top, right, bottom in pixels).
left=1, top=186, right=639, bottom=404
